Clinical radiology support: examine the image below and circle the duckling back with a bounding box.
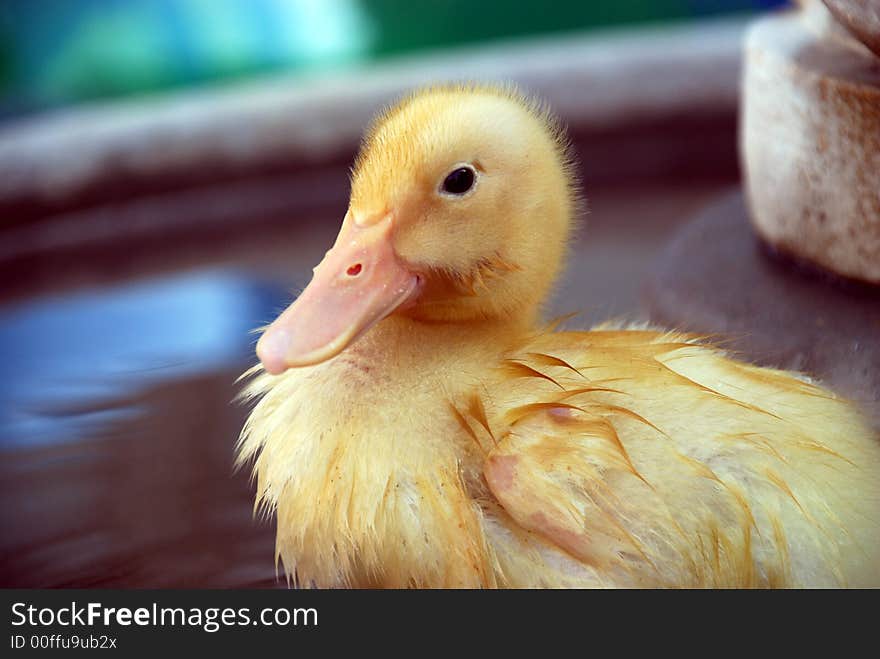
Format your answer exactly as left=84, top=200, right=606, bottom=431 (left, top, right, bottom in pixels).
left=478, top=327, right=880, bottom=587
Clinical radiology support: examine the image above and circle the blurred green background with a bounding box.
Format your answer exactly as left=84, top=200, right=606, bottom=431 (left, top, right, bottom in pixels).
left=0, top=0, right=786, bottom=118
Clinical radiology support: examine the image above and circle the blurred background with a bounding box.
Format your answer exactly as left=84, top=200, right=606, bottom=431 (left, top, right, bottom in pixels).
left=1, top=0, right=789, bottom=587
left=1, top=0, right=784, bottom=117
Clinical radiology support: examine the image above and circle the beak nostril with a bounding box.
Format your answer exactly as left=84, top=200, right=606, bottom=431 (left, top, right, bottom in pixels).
left=346, top=263, right=363, bottom=277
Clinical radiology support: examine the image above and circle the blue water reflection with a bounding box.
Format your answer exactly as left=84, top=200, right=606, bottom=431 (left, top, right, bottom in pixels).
left=0, top=270, right=289, bottom=447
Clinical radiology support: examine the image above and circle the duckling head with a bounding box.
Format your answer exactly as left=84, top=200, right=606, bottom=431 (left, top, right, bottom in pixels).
left=257, top=84, right=578, bottom=374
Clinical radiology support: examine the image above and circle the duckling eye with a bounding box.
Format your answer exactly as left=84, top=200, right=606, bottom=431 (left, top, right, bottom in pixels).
left=441, top=166, right=476, bottom=195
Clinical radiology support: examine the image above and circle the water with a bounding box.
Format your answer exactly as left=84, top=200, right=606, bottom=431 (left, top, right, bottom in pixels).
left=0, top=268, right=288, bottom=587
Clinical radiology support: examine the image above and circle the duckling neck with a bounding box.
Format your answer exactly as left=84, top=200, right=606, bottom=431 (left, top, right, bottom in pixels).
left=354, top=313, right=531, bottom=384
left=258, top=314, right=527, bottom=586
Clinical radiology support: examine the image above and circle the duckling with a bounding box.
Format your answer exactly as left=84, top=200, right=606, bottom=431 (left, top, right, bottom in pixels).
left=238, top=84, right=880, bottom=588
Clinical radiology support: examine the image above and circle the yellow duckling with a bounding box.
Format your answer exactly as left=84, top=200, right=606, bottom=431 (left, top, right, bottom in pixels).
left=239, top=84, right=880, bottom=588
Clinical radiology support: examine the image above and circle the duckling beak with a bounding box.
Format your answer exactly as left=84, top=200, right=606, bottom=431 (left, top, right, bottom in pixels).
left=256, top=212, right=420, bottom=374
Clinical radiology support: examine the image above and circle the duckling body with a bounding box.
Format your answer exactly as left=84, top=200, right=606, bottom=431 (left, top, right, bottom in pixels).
left=239, top=85, right=880, bottom=588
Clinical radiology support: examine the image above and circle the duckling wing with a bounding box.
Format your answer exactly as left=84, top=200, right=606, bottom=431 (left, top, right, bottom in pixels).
left=484, top=405, right=673, bottom=586
left=481, top=328, right=880, bottom=587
